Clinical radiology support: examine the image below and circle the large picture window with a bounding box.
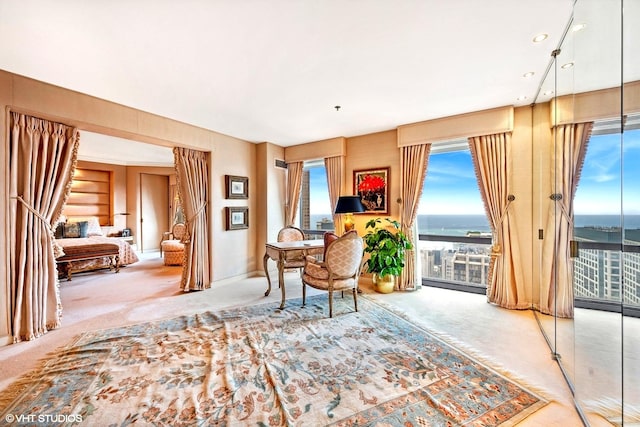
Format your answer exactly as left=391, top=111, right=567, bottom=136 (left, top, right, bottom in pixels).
left=418, top=145, right=491, bottom=289
left=573, top=125, right=640, bottom=308
left=298, top=160, right=333, bottom=233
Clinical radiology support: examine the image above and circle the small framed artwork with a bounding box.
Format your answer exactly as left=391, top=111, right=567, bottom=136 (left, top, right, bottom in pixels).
left=225, top=206, right=249, bottom=230
left=225, top=175, right=249, bottom=199
left=353, top=167, right=390, bottom=214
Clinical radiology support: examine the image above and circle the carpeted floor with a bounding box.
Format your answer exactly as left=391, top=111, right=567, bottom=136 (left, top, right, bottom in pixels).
left=0, top=294, right=547, bottom=426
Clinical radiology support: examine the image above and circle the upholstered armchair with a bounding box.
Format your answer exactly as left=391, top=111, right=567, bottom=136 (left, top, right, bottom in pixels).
left=277, top=225, right=307, bottom=276
left=161, top=223, right=186, bottom=266
left=301, top=230, right=364, bottom=317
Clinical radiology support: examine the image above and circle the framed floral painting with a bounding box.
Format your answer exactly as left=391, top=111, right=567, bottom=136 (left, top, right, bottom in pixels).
left=353, top=167, right=389, bottom=214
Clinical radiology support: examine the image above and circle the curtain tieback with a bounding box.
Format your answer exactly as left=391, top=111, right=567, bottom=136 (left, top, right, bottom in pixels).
left=491, top=243, right=502, bottom=256
left=186, top=201, right=208, bottom=225
left=12, top=195, right=51, bottom=228
left=12, top=195, right=64, bottom=258
left=490, top=195, right=515, bottom=256
left=556, top=199, right=574, bottom=229
left=184, top=201, right=209, bottom=242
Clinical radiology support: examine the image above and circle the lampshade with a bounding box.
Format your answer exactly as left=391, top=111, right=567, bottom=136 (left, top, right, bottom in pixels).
left=334, top=196, right=365, bottom=234
left=334, top=196, right=365, bottom=214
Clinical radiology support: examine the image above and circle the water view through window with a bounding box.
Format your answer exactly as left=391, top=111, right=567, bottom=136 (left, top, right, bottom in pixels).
left=302, top=131, right=640, bottom=309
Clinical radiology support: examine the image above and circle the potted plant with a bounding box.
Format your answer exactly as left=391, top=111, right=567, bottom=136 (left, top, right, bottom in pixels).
left=363, top=218, right=413, bottom=293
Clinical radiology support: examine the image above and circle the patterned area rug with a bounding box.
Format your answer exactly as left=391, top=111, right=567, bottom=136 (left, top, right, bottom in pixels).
left=0, top=296, right=547, bottom=426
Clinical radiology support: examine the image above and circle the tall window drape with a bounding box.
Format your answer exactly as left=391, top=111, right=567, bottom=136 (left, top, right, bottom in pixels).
left=539, top=122, right=593, bottom=318
left=399, top=144, right=430, bottom=291
left=325, top=156, right=344, bottom=234
left=9, top=112, right=79, bottom=342
left=469, top=132, right=528, bottom=310
left=174, top=147, right=210, bottom=291
left=285, top=162, right=303, bottom=226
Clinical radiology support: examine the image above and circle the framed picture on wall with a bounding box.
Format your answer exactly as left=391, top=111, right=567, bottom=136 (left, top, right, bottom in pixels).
left=225, top=175, right=249, bottom=199
left=225, top=206, right=249, bottom=230
left=353, top=167, right=390, bottom=214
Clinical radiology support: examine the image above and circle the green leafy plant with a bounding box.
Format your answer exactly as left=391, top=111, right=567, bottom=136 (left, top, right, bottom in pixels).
left=363, top=218, right=413, bottom=278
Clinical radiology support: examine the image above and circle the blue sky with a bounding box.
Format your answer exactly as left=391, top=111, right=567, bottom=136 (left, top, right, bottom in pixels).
left=308, top=129, right=640, bottom=216
left=574, top=130, right=640, bottom=215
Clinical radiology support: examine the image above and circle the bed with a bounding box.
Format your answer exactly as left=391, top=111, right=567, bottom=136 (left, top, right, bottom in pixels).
left=54, top=217, right=139, bottom=281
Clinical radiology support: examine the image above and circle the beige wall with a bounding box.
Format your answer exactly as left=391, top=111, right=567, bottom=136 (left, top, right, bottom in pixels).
left=0, top=70, right=257, bottom=345
left=345, top=130, right=401, bottom=234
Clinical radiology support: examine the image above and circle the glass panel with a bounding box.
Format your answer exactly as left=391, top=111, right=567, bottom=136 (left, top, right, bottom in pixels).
left=623, top=0, right=640, bottom=421
left=553, top=19, right=576, bottom=387
left=532, top=21, right=562, bottom=362
left=418, top=149, right=491, bottom=289
left=572, top=0, right=623, bottom=424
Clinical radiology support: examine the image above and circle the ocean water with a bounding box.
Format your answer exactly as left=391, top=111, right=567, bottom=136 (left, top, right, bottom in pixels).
left=309, top=214, right=640, bottom=235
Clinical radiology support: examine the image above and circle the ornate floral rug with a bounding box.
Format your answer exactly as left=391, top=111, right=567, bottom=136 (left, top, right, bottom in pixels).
left=0, top=295, right=547, bottom=426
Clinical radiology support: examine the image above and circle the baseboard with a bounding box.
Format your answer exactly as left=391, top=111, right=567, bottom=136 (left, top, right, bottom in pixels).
left=0, top=333, right=13, bottom=347
left=213, top=270, right=270, bottom=286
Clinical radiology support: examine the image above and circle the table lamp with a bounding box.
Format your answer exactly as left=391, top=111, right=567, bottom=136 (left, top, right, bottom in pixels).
left=334, top=196, right=365, bottom=233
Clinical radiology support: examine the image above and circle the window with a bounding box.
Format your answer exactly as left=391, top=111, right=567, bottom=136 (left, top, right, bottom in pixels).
left=298, top=160, right=334, bottom=233
left=418, top=143, right=491, bottom=289
left=573, top=122, right=640, bottom=308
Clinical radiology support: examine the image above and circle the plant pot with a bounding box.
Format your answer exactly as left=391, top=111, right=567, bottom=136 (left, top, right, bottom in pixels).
left=372, top=273, right=395, bottom=294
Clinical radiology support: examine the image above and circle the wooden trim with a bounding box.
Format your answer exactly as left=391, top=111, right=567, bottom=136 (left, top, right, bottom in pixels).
left=397, top=106, right=514, bottom=147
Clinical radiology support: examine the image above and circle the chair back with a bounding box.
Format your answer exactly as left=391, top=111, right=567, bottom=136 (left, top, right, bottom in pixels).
left=278, top=226, right=305, bottom=263
left=277, top=226, right=304, bottom=242
left=172, top=223, right=187, bottom=241
left=325, top=230, right=364, bottom=278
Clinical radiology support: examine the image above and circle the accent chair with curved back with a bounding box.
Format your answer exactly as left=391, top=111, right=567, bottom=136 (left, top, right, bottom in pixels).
left=301, top=230, right=364, bottom=317
left=277, top=225, right=306, bottom=276
left=161, top=223, right=186, bottom=266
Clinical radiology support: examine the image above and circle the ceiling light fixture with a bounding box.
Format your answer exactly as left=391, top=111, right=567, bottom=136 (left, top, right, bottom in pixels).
left=533, top=33, right=548, bottom=43
left=561, top=62, right=574, bottom=69
left=572, top=23, right=587, bottom=32
left=523, top=72, right=535, bottom=78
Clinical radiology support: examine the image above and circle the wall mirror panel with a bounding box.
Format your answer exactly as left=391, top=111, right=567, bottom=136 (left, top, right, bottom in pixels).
left=533, top=0, right=635, bottom=424
left=532, top=2, right=577, bottom=387
left=571, top=1, right=623, bottom=424
left=622, top=0, right=640, bottom=422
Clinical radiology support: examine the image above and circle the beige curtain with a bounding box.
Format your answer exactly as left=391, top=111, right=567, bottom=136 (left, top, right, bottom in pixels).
left=9, top=112, right=79, bottom=342
left=174, top=147, right=210, bottom=291
left=469, top=132, right=528, bottom=310
left=540, top=122, right=593, bottom=318
left=285, top=161, right=303, bottom=226
left=325, top=156, right=345, bottom=234
left=399, top=144, right=431, bottom=291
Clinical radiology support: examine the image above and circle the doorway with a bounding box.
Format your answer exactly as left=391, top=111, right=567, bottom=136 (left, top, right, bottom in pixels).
left=140, top=173, right=170, bottom=253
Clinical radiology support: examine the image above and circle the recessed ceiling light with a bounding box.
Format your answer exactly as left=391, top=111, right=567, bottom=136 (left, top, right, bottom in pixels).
left=523, top=72, right=535, bottom=78
left=572, top=23, right=587, bottom=32
left=533, top=33, right=548, bottom=43
left=517, top=95, right=528, bottom=101
left=561, top=62, right=574, bottom=69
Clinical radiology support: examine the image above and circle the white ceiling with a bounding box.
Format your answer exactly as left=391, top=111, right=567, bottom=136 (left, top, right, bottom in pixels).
left=1, top=0, right=576, bottom=151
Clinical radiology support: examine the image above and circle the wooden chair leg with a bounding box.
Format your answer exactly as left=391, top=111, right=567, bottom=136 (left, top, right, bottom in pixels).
left=302, top=282, right=306, bottom=306
left=328, top=291, right=333, bottom=318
